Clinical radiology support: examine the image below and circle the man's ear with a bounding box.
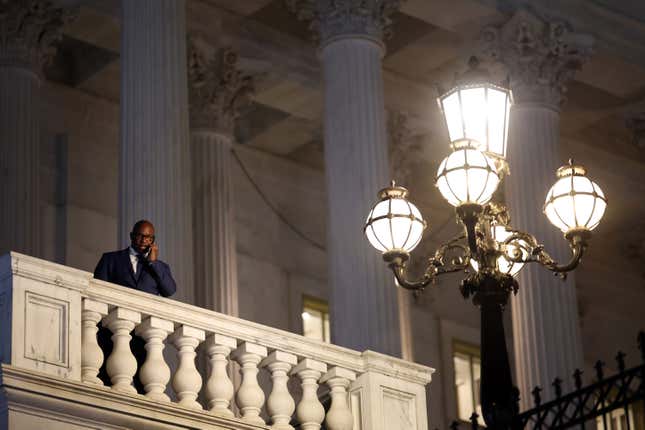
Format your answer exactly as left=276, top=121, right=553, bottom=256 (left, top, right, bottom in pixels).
left=129, top=232, right=135, bottom=241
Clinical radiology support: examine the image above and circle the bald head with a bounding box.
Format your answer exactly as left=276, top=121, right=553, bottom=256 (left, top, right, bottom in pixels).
left=130, top=220, right=155, bottom=253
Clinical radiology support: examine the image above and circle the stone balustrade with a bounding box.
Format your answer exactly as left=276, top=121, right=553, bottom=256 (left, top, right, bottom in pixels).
left=0, top=252, right=433, bottom=430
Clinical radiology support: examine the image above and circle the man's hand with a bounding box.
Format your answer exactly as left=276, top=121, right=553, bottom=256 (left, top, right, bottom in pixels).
left=149, top=244, right=159, bottom=262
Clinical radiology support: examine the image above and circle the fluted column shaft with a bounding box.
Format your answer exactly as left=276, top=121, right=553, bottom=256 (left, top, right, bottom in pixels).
left=0, top=2, right=73, bottom=256
left=187, top=43, right=252, bottom=314
left=120, top=0, right=193, bottom=303
left=0, top=67, right=40, bottom=255
left=321, top=36, right=399, bottom=356
left=480, top=11, right=593, bottom=406
left=191, top=131, right=238, bottom=314
left=507, top=104, right=583, bottom=407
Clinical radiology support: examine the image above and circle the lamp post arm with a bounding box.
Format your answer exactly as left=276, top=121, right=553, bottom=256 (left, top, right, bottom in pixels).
left=534, top=241, right=586, bottom=274
left=383, top=236, right=471, bottom=291
left=501, top=230, right=589, bottom=277
left=390, top=264, right=434, bottom=291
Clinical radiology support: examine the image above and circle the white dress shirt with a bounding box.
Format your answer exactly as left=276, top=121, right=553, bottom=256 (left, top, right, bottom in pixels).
left=128, top=246, right=149, bottom=274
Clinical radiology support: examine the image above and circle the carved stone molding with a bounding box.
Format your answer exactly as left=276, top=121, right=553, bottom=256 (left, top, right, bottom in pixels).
left=626, top=113, right=645, bottom=149
left=285, top=0, right=402, bottom=45
left=387, top=110, right=420, bottom=185
left=187, top=38, right=254, bottom=135
left=0, top=0, right=76, bottom=72
left=479, top=10, right=593, bottom=107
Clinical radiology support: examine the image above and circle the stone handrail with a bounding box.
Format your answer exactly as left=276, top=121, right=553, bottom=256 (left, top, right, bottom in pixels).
left=0, top=252, right=433, bottom=430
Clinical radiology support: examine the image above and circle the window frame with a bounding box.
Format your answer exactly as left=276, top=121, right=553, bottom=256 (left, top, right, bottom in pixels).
left=453, top=339, right=485, bottom=426
left=301, top=295, right=330, bottom=343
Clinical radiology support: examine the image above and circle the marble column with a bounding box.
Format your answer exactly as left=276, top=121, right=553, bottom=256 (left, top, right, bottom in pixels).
left=187, top=40, right=253, bottom=315
left=0, top=1, right=74, bottom=256
left=287, top=0, right=403, bottom=356
left=119, top=1, right=194, bottom=303
left=388, top=110, right=419, bottom=361
left=480, top=11, right=593, bottom=407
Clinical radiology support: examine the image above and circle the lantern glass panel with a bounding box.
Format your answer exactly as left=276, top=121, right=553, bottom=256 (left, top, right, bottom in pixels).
left=442, top=92, right=464, bottom=142
left=461, top=87, right=487, bottom=146
left=544, top=169, right=607, bottom=233
left=588, top=199, right=606, bottom=229
left=365, top=197, right=426, bottom=253
left=486, top=88, right=510, bottom=158
left=435, top=146, right=500, bottom=207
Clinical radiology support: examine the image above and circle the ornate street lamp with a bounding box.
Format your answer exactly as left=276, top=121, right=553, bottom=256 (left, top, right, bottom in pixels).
left=364, top=58, right=607, bottom=429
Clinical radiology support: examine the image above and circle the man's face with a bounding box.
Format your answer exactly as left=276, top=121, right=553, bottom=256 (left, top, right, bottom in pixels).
left=130, top=223, right=155, bottom=253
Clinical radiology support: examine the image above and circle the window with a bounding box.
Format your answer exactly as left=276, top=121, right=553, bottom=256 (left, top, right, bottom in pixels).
left=453, top=341, right=485, bottom=426
left=596, top=405, right=635, bottom=430
left=301, top=296, right=330, bottom=343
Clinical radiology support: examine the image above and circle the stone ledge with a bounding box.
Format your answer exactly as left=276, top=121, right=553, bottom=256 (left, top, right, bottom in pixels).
left=0, top=364, right=266, bottom=430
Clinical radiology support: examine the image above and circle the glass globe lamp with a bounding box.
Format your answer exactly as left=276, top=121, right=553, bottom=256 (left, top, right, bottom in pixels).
left=544, top=162, right=607, bottom=235
left=364, top=182, right=426, bottom=253
left=435, top=140, right=500, bottom=208
left=437, top=57, right=512, bottom=165
left=470, top=225, right=529, bottom=277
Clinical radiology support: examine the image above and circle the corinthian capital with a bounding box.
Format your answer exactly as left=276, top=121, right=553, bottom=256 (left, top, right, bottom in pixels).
left=187, top=39, right=254, bottom=135
left=286, top=0, right=402, bottom=45
left=479, top=10, right=593, bottom=107
left=0, top=0, right=76, bottom=72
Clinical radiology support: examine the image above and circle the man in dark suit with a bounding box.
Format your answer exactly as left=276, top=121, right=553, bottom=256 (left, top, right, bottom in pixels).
left=94, top=219, right=176, bottom=297
left=94, top=219, right=177, bottom=391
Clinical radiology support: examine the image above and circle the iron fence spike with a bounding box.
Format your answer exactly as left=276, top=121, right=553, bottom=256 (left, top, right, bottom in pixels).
left=573, top=368, right=583, bottom=389
left=615, top=350, right=626, bottom=371
left=552, top=377, right=563, bottom=398
left=594, top=360, right=605, bottom=381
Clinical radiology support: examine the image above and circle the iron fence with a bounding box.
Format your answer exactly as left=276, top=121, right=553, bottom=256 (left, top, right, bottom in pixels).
left=444, top=331, right=645, bottom=430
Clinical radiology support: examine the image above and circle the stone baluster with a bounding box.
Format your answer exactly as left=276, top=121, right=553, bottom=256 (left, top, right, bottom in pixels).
left=292, top=358, right=327, bottom=430
left=170, top=325, right=206, bottom=409
left=320, top=367, right=356, bottom=430
left=81, top=299, right=108, bottom=384
left=261, top=351, right=298, bottom=430
left=103, top=308, right=142, bottom=393
left=203, top=333, right=237, bottom=416
left=170, top=326, right=206, bottom=409
left=232, top=342, right=268, bottom=424
left=135, top=316, right=174, bottom=401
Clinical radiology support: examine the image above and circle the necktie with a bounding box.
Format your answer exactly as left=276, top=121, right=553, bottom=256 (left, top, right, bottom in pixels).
left=136, top=254, right=145, bottom=280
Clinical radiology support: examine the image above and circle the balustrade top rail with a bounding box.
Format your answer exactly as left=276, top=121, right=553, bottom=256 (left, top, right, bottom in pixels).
left=2, top=252, right=432, bottom=384
left=0, top=252, right=434, bottom=430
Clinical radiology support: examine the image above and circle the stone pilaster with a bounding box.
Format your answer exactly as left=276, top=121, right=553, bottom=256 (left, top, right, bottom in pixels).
left=188, top=39, right=253, bottom=315
left=0, top=1, right=74, bottom=256
left=287, top=0, right=403, bottom=356
left=119, top=0, right=193, bottom=303
left=480, top=10, right=593, bottom=406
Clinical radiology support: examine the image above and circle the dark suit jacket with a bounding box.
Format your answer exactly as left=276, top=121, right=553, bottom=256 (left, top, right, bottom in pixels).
left=94, top=248, right=176, bottom=297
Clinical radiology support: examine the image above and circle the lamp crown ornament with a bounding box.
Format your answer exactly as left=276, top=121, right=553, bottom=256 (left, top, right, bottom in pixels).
left=364, top=55, right=606, bottom=429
